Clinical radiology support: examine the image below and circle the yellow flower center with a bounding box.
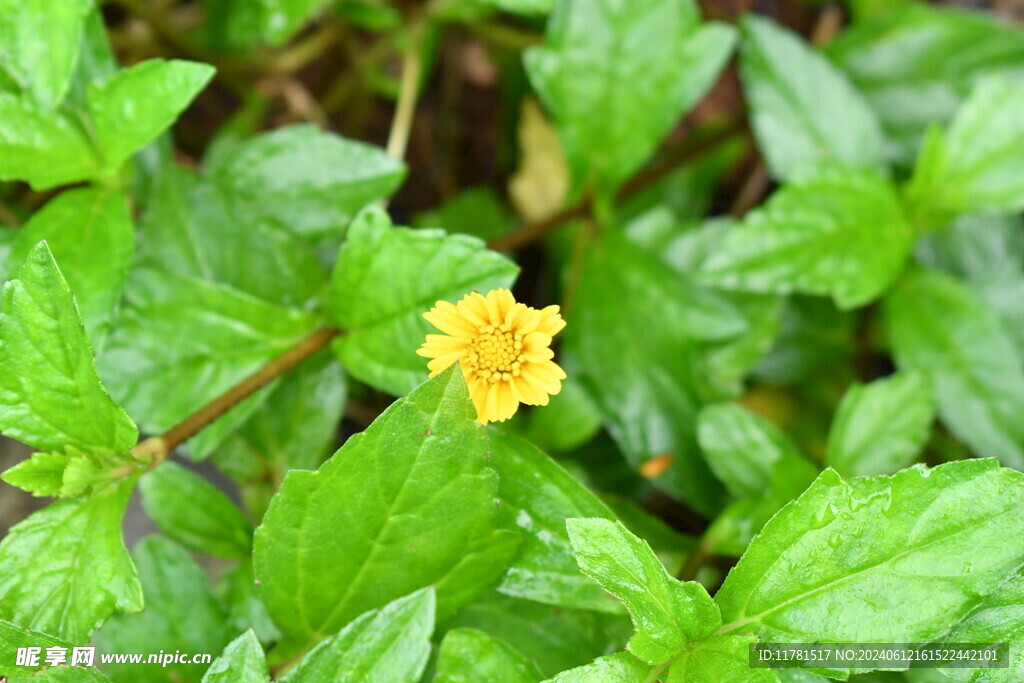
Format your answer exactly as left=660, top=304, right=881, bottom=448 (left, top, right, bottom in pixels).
left=466, top=323, right=525, bottom=383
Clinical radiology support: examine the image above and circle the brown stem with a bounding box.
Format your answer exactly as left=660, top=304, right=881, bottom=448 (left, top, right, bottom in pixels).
left=487, top=119, right=747, bottom=251
left=131, top=327, right=341, bottom=463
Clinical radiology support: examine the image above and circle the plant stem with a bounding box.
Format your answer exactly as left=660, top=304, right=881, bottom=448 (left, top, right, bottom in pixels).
left=131, top=326, right=342, bottom=464
left=487, top=119, right=747, bottom=251
left=386, top=20, right=426, bottom=161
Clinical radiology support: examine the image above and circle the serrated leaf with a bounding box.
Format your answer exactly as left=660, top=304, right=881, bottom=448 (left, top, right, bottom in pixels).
left=715, top=461, right=1024, bottom=652
left=1, top=451, right=68, bottom=497
left=440, top=591, right=632, bottom=678
left=206, top=124, right=406, bottom=238
left=566, top=518, right=720, bottom=664
left=254, top=367, right=519, bottom=644
left=203, top=630, right=269, bottom=683
left=436, top=628, right=542, bottom=683
left=542, top=652, right=651, bottom=683
left=0, top=480, right=142, bottom=642
left=825, top=371, right=935, bottom=477
left=884, top=268, right=1024, bottom=469
left=906, top=78, right=1024, bottom=218
left=280, top=588, right=434, bottom=683
left=88, top=59, right=214, bottom=173
left=489, top=430, right=620, bottom=613
left=0, top=94, right=101, bottom=189
left=525, top=0, right=735, bottom=198
left=140, top=462, right=253, bottom=559
left=138, top=164, right=327, bottom=308
left=935, top=571, right=1024, bottom=682
left=568, top=231, right=733, bottom=515
left=697, top=403, right=818, bottom=500
left=0, top=0, right=91, bottom=107
left=96, top=536, right=232, bottom=683
left=8, top=187, right=134, bottom=340
left=328, top=206, right=518, bottom=396
left=739, top=14, right=886, bottom=180
left=0, top=619, right=110, bottom=681
left=666, top=634, right=777, bottom=682
left=826, top=4, right=1024, bottom=163
left=99, top=269, right=318, bottom=457
left=700, top=164, right=914, bottom=309
left=0, top=242, right=137, bottom=453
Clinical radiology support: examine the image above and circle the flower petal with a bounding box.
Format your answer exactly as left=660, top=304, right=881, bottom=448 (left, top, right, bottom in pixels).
left=536, top=305, right=566, bottom=336
left=457, top=292, right=489, bottom=326
left=424, top=305, right=476, bottom=337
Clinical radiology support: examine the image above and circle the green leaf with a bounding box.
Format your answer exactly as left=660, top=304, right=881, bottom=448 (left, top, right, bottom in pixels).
left=715, top=460, right=1024, bottom=648
left=0, top=480, right=142, bottom=642
left=0, top=242, right=137, bottom=453
left=0, top=619, right=110, bottom=681
left=254, top=0, right=332, bottom=46
left=703, top=497, right=789, bottom=558
left=8, top=187, right=134, bottom=340
left=566, top=518, right=720, bottom=664
left=826, top=4, right=1024, bottom=163
left=884, top=268, right=1024, bottom=469
left=0, top=94, right=101, bottom=189
left=525, top=0, right=736, bottom=198
left=254, top=367, right=519, bottom=644
left=206, top=124, right=406, bottom=239
left=825, top=371, right=935, bottom=477
left=489, top=430, right=621, bottom=613
left=739, top=14, right=885, bottom=181
left=216, top=561, right=281, bottom=646
left=280, top=588, right=434, bottom=683
left=414, top=187, right=513, bottom=242
left=138, top=164, right=327, bottom=308
left=700, top=164, right=914, bottom=309
left=216, top=349, right=345, bottom=479
left=99, top=269, right=318, bottom=456
left=328, top=206, right=518, bottom=396
left=666, top=634, right=777, bottom=682
left=542, top=652, right=651, bottom=683
left=599, top=495, right=697, bottom=576
left=88, top=59, right=214, bottom=173
left=140, top=462, right=253, bottom=559
left=906, top=78, right=1024, bottom=218
left=935, top=571, right=1024, bottom=683
left=569, top=231, right=733, bottom=515
left=436, top=628, right=543, bottom=683
left=439, top=591, right=632, bottom=678
left=521, top=374, right=602, bottom=453
left=1, top=451, right=68, bottom=497
left=0, top=0, right=91, bottom=107
left=202, top=630, right=270, bottom=683
left=67, top=5, right=117, bottom=106
left=697, top=403, right=817, bottom=499
left=96, top=536, right=232, bottom=683
left=477, top=0, right=552, bottom=16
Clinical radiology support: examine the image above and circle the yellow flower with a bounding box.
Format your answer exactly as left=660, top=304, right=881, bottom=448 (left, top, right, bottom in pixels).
left=417, top=288, right=567, bottom=424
